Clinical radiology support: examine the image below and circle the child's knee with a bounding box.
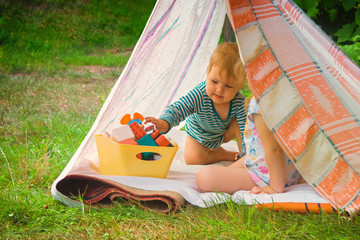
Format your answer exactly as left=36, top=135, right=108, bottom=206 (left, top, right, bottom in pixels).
left=196, top=167, right=214, bottom=192
left=184, top=138, right=209, bottom=165
left=184, top=153, right=203, bottom=165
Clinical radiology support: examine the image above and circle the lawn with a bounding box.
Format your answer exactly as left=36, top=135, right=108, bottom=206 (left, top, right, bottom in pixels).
left=1, top=0, right=359, bottom=239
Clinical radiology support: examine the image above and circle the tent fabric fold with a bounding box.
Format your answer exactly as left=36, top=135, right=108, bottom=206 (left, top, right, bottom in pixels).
left=51, top=0, right=360, bottom=215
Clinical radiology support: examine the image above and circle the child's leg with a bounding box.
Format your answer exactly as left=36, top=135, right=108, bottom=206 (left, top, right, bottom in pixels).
left=184, top=136, right=238, bottom=165
left=223, top=118, right=242, bottom=153
left=196, top=157, right=256, bottom=194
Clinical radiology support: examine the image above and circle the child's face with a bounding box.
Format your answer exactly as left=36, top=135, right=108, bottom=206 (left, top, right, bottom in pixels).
left=206, top=64, right=240, bottom=105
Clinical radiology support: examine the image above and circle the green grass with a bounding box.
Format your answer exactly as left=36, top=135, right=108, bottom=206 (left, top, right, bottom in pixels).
left=1, top=0, right=360, bottom=239
left=0, top=0, right=153, bottom=74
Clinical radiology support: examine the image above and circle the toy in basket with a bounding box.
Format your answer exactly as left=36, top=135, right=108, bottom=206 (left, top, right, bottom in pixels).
left=94, top=113, right=179, bottom=178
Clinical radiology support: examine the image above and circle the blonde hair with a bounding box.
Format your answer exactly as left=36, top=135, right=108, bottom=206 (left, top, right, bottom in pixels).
left=207, top=42, right=246, bottom=89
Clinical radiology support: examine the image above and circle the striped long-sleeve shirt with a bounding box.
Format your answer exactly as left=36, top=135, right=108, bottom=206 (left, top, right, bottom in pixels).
left=160, top=81, right=246, bottom=150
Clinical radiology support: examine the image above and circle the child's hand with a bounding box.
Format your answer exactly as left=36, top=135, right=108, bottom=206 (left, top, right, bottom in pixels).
left=250, top=185, right=282, bottom=194
left=144, top=117, right=170, bottom=133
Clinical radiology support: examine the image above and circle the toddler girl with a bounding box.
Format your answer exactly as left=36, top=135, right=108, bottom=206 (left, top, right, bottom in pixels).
left=145, top=43, right=247, bottom=165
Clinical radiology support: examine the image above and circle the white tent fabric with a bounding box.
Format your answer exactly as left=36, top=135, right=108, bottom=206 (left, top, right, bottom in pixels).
left=51, top=0, right=227, bottom=205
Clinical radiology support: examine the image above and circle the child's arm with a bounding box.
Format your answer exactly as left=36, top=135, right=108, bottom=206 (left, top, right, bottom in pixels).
left=235, top=96, right=247, bottom=153
left=145, top=82, right=204, bottom=133
left=250, top=113, right=286, bottom=194
left=143, top=117, right=169, bottom=133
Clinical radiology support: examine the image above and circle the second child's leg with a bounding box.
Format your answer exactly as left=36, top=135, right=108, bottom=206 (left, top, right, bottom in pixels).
left=196, top=157, right=256, bottom=194
left=184, top=136, right=237, bottom=165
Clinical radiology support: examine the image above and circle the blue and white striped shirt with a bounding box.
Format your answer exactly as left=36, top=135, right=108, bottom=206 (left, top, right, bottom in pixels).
left=160, top=81, right=246, bottom=150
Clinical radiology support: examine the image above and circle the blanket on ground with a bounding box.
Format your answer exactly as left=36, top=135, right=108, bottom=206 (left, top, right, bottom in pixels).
left=53, top=129, right=329, bottom=213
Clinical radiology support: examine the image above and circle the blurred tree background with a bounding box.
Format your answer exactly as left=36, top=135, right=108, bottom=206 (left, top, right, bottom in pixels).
left=294, top=0, right=360, bottom=65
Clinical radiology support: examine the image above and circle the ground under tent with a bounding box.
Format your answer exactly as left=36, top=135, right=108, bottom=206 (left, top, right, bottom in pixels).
left=51, top=0, right=360, bottom=215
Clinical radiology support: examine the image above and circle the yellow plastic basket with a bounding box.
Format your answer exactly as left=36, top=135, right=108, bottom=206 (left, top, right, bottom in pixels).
left=94, top=134, right=179, bottom=178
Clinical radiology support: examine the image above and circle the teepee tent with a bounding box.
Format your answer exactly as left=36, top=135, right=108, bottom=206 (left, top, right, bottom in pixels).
left=51, top=0, right=360, bottom=215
